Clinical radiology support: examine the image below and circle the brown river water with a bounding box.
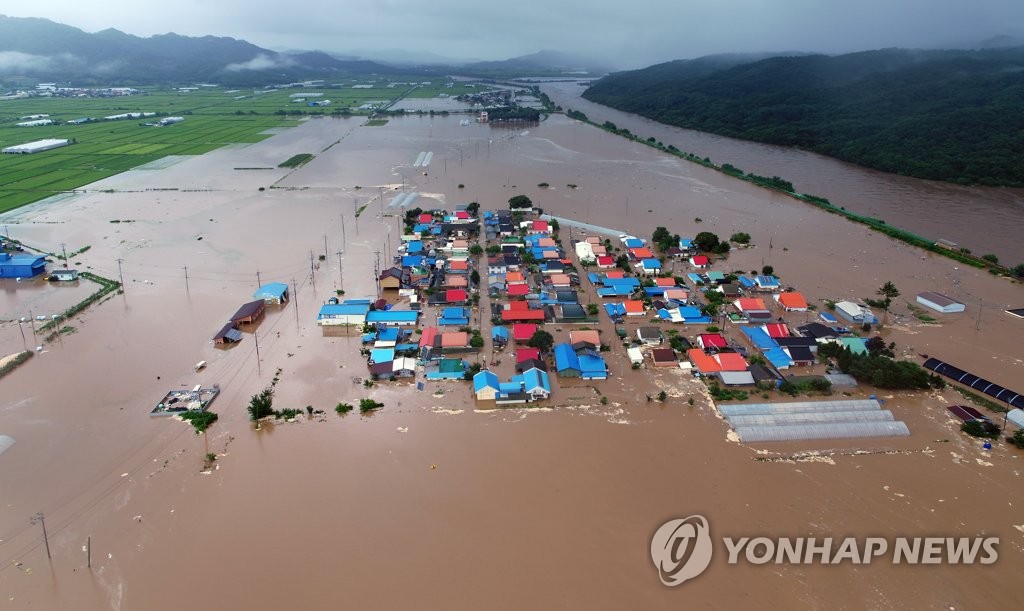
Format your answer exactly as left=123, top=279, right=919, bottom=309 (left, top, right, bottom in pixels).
left=0, top=110, right=1021, bottom=609
left=544, top=81, right=1024, bottom=266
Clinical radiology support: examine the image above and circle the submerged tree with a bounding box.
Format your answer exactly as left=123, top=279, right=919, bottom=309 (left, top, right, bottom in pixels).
left=876, top=281, right=900, bottom=325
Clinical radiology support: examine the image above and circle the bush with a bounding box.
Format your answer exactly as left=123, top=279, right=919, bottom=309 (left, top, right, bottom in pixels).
left=1009, top=429, right=1024, bottom=448
left=179, top=410, right=218, bottom=433
left=335, top=402, right=353, bottom=415
left=730, top=232, right=751, bottom=244
left=359, top=398, right=384, bottom=413
left=961, top=420, right=1000, bottom=439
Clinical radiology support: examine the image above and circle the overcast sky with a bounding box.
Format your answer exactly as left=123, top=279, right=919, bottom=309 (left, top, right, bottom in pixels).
left=3, top=0, right=1023, bottom=67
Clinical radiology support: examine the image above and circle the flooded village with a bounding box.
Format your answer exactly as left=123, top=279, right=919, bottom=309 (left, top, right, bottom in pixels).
left=1, top=90, right=1023, bottom=609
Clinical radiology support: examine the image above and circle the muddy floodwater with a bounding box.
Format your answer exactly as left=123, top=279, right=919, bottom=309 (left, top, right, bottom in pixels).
left=544, top=82, right=1024, bottom=265
left=0, top=110, right=1022, bottom=610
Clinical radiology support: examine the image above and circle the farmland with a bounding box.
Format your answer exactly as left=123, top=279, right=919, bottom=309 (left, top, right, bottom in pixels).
left=0, top=79, right=486, bottom=213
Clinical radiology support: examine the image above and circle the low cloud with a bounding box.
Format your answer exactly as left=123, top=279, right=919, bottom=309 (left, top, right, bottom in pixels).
left=224, top=53, right=294, bottom=72
left=0, top=51, right=72, bottom=72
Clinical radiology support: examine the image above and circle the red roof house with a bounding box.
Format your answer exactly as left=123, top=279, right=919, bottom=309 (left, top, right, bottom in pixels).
left=445, top=289, right=468, bottom=303
left=513, top=323, right=538, bottom=343
left=697, top=333, right=727, bottom=349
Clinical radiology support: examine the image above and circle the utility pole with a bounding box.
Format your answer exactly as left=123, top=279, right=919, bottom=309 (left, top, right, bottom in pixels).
left=340, top=214, right=346, bottom=251
left=253, top=331, right=262, bottom=376
left=374, top=250, right=381, bottom=298
left=87, top=535, right=91, bottom=569
left=337, top=252, right=344, bottom=290
left=60, top=243, right=68, bottom=268
left=310, top=251, right=316, bottom=290
left=292, top=278, right=299, bottom=332
left=184, top=266, right=190, bottom=292
left=27, top=309, right=37, bottom=344
left=116, top=258, right=125, bottom=288
left=256, top=270, right=262, bottom=287
left=323, top=234, right=329, bottom=259
left=17, top=320, right=27, bottom=351
left=31, top=512, right=50, bottom=560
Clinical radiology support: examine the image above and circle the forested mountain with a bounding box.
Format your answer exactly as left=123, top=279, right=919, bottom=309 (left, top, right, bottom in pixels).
left=0, top=15, right=401, bottom=86
left=583, top=48, right=1024, bottom=186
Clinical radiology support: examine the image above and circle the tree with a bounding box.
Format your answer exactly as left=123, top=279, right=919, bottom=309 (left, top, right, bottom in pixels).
left=762, top=265, right=774, bottom=276
left=470, top=270, right=480, bottom=286
left=470, top=333, right=485, bottom=349
left=508, top=195, right=533, bottom=209
left=527, top=330, right=554, bottom=353
left=1012, top=263, right=1024, bottom=278
left=247, top=387, right=275, bottom=421
left=730, top=232, right=751, bottom=244
left=693, top=231, right=720, bottom=253
left=876, top=281, right=900, bottom=325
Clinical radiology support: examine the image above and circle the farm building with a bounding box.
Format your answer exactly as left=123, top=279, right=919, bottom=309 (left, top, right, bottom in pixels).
left=834, top=301, right=877, bottom=324
left=212, top=322, right=243, bottom=345
left=254, top=282, right=289, bottom=304
left=719, top=399, right=910, bottom=442
left=230, top=300, right=266, bottom=324
left=48, top=268, right=79, bottom=281
left=0, top=252, right=47, bottom=278
left=916, top=292, right=965, bottom=314
left=366, top=310, right=419, bottom=326
left=2, top=138, right=71, bottom=154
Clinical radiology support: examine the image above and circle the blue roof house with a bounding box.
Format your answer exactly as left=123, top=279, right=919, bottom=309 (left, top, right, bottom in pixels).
left=439, top=307, right=470, bottom=326
left=554, top=344, right=582, bottom=378
left=366, top=310, right=420, bottom=326
left=473, top=370, right=501, bottom=401
left=520, top=367, right=552, bottom=400
left=317, top=303, right=370, bottom=326
left=578, top=353, right=608, bottom=380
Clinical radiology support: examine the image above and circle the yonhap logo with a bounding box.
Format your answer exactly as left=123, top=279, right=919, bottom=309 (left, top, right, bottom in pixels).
left=650, top=515, right=714, bottom=586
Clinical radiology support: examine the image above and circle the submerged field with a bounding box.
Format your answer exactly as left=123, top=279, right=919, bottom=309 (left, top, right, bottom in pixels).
left=0, top=80, right=483, bottom=213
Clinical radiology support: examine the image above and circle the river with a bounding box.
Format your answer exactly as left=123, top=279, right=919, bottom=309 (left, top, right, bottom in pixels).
left=542, top=81, right=1024, bottom=266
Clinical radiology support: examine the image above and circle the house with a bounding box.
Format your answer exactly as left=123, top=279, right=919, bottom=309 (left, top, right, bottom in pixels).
left=687, top=349, right=722, bottom=374
left=554, top=344, right=582, bottom=378
left=637, top=259, right=662, bottom=275
left=798, top=323, right=839, bottom=340
left=569, top=329, right=601, bottom=346
left=785, top=346, right=815, bottom=366
left=651, top=348, right=677, bottom=367
left=473, top=370, right=502, bottom=401
left=706, top=271, right=726, bottom=285
left=448, top=259, right=469, bottom=273
left=519, top=367, right=552, bottom=400
left=697, top=333, right=727, bottom=350
left=916, top=292, right=965, bottom=314
left=735, top=297, right=772, bottom=322
left=596, top=255, right=615, bottom=269
left=754, top=275, right=780, bottom=291
left=716, top=370, right=756, bottom=386
left=623, top=300, right=645, bottom=316
left=501, top=308, right=546, bottom=322
left=637, top=327, right=663, bottom=345
left=559, top=304, right=587, bottom=321
left=530, top=220, right=550, bottom=234
left=513, top=323, right=538, bottom=344
left=776, top=292, right=808, bottom=311
left=763, top=323, right=790, bottom=339
left=716, top=283, right=741, bottom=298
left=366, top=310, right=420, bottom=326
left=317, top=302, right=370, bottom=326
left=0, top=252, right=46, bottom=278
left=487, top=257, right=507, bottom=275
left=445, top=289, right=468, bottom=304
left=424, top=358, right=468, bottom=380
left=369, top=361, right=395, bottom=380
left=212, top=322, right=243, bottom=344
left=548, top=273, right=572, bottom=288
left=254, top=282, right=289, bottom=304
left=491, top=326, right=509, bottom=347
left=690, top=255, right=711, bottom=269
left=419, top=327, right=440, bottom=358
left=714, top=352, right=748, bottom=371
left=439, top=307, right=470, bottom=326
left=230, top=300, right=266, bottom=325
left=516, top=347, right=542, bottom=363
left=553, top=342, right=607, bottom=380
left=507, top=283, right=530, bottom=298
left=629, top=247, right=654, bottom=260
left=440, top=332, right=470, bottom=349
left=48, top=268, right=79, bottom=281
left=378, top=267, right=408, bottom=290
left=627, top=347, right=644, bottom=366
left=516, top=358, right=548, bottom=373
left=444, top=275, right=469, bottom=289
left=369, top=348, right=395, bottom=365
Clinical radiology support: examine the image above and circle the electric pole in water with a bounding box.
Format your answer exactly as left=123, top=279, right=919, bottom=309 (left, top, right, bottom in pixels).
left=31, top=512, right=50, bottom=560
left=60, top=243, right=68, bottom=268
left=256, top=270, right=262, bottom=287
left=324, top=234, right=329, bottom=259
left=292, top=278, right=299, bottom=332
left=184, top=266, right=189, bottom=292
left=310, top=251, right=316, bottom=290
left=116, top=258, right=125, bottom=288
left=342, top=251, right=350, bottom=292
left=374, top=250, right=381, bottom=298
left=253, top=330, right=262, bottom=376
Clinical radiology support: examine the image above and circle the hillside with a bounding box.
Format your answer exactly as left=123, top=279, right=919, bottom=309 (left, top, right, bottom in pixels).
left=0, top=15, right=400, bottom=85
left=583, top=48, right=1024, bottom=186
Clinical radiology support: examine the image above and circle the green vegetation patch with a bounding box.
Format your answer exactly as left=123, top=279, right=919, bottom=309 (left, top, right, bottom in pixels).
left=365, top=119, right=389, bottom=127
left=278, top=153, right=315, bottom=168
left=179, top=410, right=218, bottom=434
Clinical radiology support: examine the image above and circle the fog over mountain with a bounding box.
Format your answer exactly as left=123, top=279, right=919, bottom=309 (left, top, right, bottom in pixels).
left=3, top=0, right=1023, bottom=69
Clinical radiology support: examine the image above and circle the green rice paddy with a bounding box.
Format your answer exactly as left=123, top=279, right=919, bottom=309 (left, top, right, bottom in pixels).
left=0, top=79, right=489, bottom=213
